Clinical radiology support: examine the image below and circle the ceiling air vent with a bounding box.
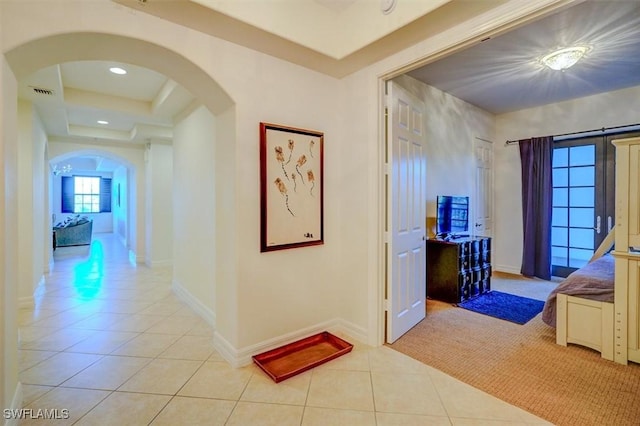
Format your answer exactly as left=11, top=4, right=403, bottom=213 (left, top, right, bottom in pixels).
left=29, top=86, right=54, bottom=96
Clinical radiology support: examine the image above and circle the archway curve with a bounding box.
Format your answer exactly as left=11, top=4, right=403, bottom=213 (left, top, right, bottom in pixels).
left=4, top=31, right=235, bottom=115
left=49, top=148, right=136, bottom=172
left=6, top=30, right=238, bottom=265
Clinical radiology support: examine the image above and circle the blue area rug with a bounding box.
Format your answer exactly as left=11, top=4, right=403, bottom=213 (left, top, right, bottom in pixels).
left=457, top=291, right=545, bottom=324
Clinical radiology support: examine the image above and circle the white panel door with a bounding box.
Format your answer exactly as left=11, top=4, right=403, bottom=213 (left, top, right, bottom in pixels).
left=474, top=137, right=494, bottom=237
left=386, top=81, right=426, bottom=343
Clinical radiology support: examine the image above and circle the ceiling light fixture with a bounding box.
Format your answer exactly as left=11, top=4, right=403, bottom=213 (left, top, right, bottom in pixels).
left=109, top=66, right=127, bottom=75
left=541, top=46, right=589, bottom=71
left=97, top=120, right=109, bottom=125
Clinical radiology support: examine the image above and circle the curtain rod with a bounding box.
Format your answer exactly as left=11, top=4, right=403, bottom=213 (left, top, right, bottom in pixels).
left=505, top=123, right=640, bottom=145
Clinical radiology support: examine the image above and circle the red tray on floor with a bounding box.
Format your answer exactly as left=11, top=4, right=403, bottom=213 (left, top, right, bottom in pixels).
left=252, top=331, right=353, bottom=383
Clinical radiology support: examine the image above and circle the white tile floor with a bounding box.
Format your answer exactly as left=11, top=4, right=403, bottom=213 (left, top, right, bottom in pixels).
left=18, top=234, right=551, bottom=425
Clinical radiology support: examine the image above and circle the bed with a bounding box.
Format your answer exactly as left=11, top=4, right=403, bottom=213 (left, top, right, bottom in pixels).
left=542, top=253, right=615, bottom=360
left=540, top=136, right=640, bottom=365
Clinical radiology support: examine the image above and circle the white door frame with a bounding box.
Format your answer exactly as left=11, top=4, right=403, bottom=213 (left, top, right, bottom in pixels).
left=369, top=0, right=575, bottom=347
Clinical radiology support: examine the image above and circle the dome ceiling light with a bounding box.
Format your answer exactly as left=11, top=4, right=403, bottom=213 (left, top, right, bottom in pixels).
left=109, top=66, right=127, bottom=75
left=541, top=46, right=590, bottom=71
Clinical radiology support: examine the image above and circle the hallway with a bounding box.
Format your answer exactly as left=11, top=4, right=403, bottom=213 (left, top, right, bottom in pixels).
left=16, top=234, right=549, bottom=425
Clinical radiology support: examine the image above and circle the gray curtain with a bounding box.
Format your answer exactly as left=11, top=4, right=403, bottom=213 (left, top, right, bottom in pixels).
left=519, top=136, right=553, bottom=280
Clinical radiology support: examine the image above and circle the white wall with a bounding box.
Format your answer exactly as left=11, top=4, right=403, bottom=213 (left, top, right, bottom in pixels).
left=172, top=106, right=216, bottom=323
left=219, top=53, right=344, bottom=352
left=144, top=142, right=173, bottom=266
left=32, top=107, right=46, bottom=302
left=17, top=100, right=47, bottom=307
left=494, top=85, right=640, bottom=273
left=112, top=165, right=128, bottom=245
left=2, top=53, right=20, bottom=415
left=392, top=74, right=495, bottom=236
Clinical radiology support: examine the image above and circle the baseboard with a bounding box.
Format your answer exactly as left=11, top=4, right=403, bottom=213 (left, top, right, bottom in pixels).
left=34, top=276, right=46, bottom=298
left=215, top=318, right=367, bottom=368
left=128, top=250, right=144, bottom=265
left=334, top=318, right=368, bottom=345
left=493, top=264, right=521, bottom=275
left=19, top=277, right=46, bottom=309
left=171, top=280, right=216, bottom=328
left=147, top=259, right=173, bottom=268
left=4, top=382, right=23, bottom=426
left=18, top=296, right=34, bottom=309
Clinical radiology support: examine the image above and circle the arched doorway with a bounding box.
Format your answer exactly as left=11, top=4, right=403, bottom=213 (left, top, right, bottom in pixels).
left=2, top=30, right=237, bottom=410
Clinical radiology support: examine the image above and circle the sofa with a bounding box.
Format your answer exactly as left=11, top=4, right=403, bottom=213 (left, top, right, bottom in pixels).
left=53, top=216, right=93, bottom=248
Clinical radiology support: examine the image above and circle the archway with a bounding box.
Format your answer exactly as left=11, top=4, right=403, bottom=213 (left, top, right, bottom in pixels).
left=48, top=148, right=137, bottom=267
left=2, top=31, right=237, bottom=411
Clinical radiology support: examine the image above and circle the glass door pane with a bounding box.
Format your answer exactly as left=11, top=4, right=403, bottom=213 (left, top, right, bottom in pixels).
left=551, top=131, right=640, bottom=278
left=551, top=140, right=600, bottom=277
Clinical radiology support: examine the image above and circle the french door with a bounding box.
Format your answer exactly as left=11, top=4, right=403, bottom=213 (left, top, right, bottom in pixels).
left=551, top=131, right=639, bottom=277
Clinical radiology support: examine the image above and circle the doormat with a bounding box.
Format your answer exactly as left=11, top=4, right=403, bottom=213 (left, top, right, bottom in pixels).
left=457, top=291, right=545, bottom=324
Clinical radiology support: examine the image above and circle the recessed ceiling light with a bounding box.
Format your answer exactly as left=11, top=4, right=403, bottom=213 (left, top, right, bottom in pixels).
left=97, top=120, right=109, bottom=125
left=541, top=46, right=590, bottom=71
left=109, top=67, right=127, bottom=75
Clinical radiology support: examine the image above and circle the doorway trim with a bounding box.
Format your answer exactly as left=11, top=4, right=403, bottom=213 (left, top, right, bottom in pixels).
left=372, top=0, right=577, bottom=346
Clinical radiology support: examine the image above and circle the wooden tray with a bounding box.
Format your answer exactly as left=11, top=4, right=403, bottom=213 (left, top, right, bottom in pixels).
left=252, top=331, right=353, bottom=383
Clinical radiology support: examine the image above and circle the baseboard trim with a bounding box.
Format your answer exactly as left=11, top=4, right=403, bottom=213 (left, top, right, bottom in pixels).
left=19, top=277, right=47, bottom=309
left=128, top=250, right=144, bottom=265
left=147, top=259, right=173, bottom=268
left=4, top=382, right=24, bottom=426
left=493, top=264, right=521, bottom=275
left=18, top=296, right=34, bottom=309
left=171, top=280, right=216, bottom=328
left=34, top=276, right=46, bottom=298
left=214, top=318, right=368, bottom=368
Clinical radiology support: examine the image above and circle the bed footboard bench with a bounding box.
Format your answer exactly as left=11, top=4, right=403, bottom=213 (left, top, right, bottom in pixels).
left=556, top=293, right=615, bottom=361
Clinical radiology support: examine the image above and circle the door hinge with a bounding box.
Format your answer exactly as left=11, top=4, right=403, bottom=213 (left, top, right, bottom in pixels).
left=384, top=299, right=390, bottom=311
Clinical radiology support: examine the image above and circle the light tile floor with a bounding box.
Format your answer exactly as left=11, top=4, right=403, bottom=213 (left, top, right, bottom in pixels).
left=18, top=234, right=551, bottom=425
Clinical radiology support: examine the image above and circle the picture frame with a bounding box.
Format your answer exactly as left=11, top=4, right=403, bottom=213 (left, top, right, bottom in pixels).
left=260, top=122, right=324, bottom=252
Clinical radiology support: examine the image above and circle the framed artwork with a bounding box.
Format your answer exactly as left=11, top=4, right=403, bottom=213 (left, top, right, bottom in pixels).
left=260, top=122, right=324, bottom=252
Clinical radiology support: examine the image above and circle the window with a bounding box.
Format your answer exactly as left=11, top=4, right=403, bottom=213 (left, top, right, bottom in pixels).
left=61, top=176, right=112, bottom=213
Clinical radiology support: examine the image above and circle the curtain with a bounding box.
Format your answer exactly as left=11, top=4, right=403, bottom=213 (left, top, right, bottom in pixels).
left=519, top=136, right=553, bottom=280
left=61, top=176, right=74, bottom=213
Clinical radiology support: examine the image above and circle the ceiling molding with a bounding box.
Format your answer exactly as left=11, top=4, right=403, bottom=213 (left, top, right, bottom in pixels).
left=113, top=0, right=537, bottom=78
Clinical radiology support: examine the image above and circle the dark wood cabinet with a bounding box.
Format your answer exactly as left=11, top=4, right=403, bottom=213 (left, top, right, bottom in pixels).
left=426, top=237, right=492, bottom=303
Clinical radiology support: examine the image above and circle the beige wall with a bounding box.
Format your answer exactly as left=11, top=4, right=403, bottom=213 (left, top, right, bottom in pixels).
left=392, top=74, right=495, bottom=234
left=112, top=166, right=128, bottom=245
left=172, top=105, right=217, bottom=325
left=17, top=101, right=36, bottom=306
left=145, top=142, right=173, bottom=267
left=494, top=85, right=640, bottom=273
left=2, top=54, right=20, bottom=413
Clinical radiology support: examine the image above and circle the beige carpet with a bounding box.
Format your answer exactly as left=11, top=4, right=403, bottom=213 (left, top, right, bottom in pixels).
left=388, top=299, right=640, bottom=426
